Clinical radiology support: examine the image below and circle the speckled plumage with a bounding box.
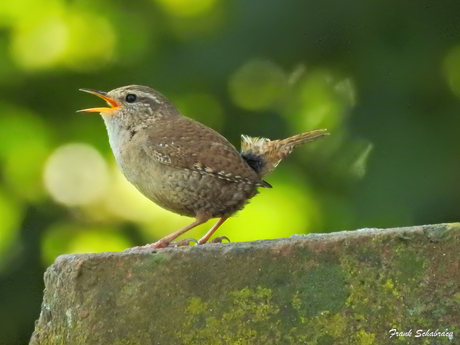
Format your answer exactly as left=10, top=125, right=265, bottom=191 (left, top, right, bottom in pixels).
left=80, top=85, right=329, bottom=248
left=114, top=114, right=265, bottom=218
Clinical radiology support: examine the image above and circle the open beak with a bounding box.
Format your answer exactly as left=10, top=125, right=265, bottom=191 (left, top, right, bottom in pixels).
left=78, top=89, right=120, bottom=114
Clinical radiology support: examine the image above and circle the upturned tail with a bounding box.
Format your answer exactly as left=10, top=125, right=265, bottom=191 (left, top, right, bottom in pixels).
left=240, top=129, right=329, bottom=178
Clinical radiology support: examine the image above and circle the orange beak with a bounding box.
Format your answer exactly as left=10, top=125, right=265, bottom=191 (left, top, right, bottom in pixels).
left=78, top=89, right=120, bottom=114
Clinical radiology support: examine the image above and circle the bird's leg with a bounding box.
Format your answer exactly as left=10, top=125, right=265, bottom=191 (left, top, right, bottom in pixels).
left=135, top=214, right=209, bottom=249
left=197, top=217, right=228, bottom=244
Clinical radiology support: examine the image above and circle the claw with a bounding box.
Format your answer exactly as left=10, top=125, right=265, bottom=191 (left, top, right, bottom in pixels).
left=209, top=236, right=230, bottom=244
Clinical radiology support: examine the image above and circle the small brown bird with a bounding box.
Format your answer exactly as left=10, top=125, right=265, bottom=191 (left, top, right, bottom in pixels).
left=79, top=85, right=328, bottom=248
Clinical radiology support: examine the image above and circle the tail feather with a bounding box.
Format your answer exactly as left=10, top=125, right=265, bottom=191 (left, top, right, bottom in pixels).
left=240, top=129, right=329, bottom=178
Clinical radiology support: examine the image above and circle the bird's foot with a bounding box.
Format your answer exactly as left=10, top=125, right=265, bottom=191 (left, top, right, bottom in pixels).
left=210, top=236, right=230, bottom=243
left=198, top=236, right=231, bottom=245
left=132, top=236, right=229, bottom=250
left=133, top=238, right=198, bottom=250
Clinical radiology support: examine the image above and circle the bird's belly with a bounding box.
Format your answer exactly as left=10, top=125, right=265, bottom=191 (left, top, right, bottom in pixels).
left=119, top=156, right=258, bottom=218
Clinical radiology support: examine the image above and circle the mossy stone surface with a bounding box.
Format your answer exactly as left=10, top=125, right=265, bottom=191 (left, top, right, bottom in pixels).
left=31, top=223, right=460, bottom=344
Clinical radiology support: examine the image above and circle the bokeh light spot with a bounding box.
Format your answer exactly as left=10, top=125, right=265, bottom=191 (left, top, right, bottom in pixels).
left=0, top=105, right=51, bottom=201
left=62, top=11, right=116, bottom=71
left=294, top=70, right=347, bottom=130
left=4, top=144, right=49, bottom=202
left=349, top=141, right=374, bottom=179
left=42, top=223, right=131, bottom=265
left=223, top=180, right=319, bottom=242
left=334, top=78, right=356, bottom=107
left=8, top=6, right=115, bottom=71
left=229, top=59, right=288, bottom=111
left=10, top=13, right=67, bottom=70
left=43, top=143, right=109, bottom=206
left=443, top=45, right=460, bottom=98
left=67, top=229, right=131, bottom=254
left=154, top=0, right=217, bottom=17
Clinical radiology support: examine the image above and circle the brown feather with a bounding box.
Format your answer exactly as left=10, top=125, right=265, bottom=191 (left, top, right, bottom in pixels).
left=240, top=129, right=329, bottom=178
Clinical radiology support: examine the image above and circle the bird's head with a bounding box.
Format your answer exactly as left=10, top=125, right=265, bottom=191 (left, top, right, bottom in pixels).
left=79, top=85, right=177, bottom=121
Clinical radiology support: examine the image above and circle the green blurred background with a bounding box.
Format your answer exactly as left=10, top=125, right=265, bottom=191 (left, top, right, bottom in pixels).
left=1, top=0, right=460, bottom=343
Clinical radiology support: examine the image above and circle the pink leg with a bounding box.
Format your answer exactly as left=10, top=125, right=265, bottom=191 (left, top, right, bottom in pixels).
left=197, top=217, right=228, bottom=244
left=136, top=214, right=209, bottom=249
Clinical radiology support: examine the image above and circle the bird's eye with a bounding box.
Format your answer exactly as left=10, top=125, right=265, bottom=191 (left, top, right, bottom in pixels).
left=126, top=94, right=137, bottom=103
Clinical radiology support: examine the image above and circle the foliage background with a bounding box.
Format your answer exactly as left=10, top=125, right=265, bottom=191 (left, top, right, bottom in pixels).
left=1, top=0, right=460, bottom=343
